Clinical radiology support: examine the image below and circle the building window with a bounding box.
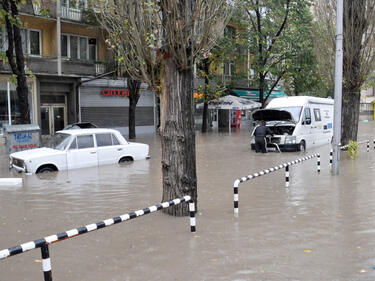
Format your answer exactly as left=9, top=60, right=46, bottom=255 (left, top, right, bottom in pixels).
left=0, top=82, right=21, bottom=134
left=29, top=30, right=41, bottom=55
left=61, top=34, right=68, bottom=57
left=61, top=34, right=96, bottom=61
left=70, top=35, right=78, bottom=59
left=79, top=37, right=87, bottom=59
left=224, top=60, right=235, bottom=77
left=88, top=38, right=96, bottom=61
left=0, top=27, right=41, bottom=56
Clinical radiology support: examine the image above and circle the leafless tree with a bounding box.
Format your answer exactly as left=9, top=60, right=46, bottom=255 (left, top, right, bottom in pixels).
left=314, top=0, right=375, bottom=144
left=94, top=0, right=232, bottom=215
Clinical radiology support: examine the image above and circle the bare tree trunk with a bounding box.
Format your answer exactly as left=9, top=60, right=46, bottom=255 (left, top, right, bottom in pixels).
left=2, top=0, right=30, bottom=124
left=160, top=55, right=197, bottom=216
left=259, top=75, right=265, bottom=108
left=341, top=88, right=360, bottom=145
left=202, top=102, right=208, bottom=132
left=201, top=58, right=209, bottom=133
left=127, top=78, right=141, bottom=139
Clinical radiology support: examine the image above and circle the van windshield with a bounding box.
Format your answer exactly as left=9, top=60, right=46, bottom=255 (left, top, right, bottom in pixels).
left=273, top=106, right=302, bottom=122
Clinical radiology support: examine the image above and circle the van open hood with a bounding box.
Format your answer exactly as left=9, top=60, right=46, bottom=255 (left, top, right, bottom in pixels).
left=252, top=109, right=294, bottom=122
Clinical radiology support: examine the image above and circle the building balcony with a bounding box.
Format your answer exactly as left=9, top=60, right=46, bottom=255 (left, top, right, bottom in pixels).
left=19, top=2, right=96, bottom=24
left=61, top=6, right=83, bottom=21
left=0, top=56, right=111, bottom=77
left=19, top=1, right=57, bottom=18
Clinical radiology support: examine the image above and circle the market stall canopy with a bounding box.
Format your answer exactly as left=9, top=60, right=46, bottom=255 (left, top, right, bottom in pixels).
left=233, top=89, right=288, bottom=101
left=196, top=95, right=261, bottom=110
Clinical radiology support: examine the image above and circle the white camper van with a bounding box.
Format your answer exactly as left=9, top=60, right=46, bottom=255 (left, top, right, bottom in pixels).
left=251, top=96, right=334, bottom=152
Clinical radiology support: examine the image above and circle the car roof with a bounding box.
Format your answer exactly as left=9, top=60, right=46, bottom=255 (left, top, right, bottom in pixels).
left=56, top=128, right=120, bottom=136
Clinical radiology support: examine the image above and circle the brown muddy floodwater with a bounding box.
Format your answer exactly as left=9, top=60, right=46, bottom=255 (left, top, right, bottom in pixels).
left=1, top=121, right=375, bottom=281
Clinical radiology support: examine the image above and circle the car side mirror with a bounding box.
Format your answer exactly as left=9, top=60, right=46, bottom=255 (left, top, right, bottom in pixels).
left=305, top=118, right=311, bottom=125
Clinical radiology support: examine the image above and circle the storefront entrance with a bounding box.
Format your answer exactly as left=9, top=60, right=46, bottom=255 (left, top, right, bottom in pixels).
left=40, top=94, right=67, bottom=135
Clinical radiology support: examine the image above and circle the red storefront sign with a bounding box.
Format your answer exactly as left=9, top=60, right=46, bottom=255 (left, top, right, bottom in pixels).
left=12, top=144, right=37, bottom=150
left=102, top=89, right=130, bottom=97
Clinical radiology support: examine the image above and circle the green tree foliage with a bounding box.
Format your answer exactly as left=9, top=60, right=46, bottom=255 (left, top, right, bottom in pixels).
left=283, top=4, right=326, bottom=97
left=195, top=12, right=251, bottom=132
left=241, top=0, right=314, bottom=107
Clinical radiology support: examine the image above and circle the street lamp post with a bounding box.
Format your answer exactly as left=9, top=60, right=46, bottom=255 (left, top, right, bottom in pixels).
left=332, top=0, right=343, bottom=175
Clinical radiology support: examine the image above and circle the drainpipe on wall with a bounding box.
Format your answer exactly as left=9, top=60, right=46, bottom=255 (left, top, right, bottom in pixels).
left=57, top=0, right=62, bottom=76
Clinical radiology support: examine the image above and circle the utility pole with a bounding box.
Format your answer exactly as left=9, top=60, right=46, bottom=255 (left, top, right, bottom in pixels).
left=57, top=0, right=62, bottom=75
left=332, top=0, right=343, bottom=175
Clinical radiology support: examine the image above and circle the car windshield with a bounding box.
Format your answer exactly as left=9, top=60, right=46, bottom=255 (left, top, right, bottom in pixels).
left=272, top=106, right=303, bottom=122
left=45, top=133, right=72, bottom=150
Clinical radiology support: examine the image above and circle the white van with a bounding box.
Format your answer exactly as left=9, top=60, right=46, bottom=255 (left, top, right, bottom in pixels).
left=251, top=96, right=334, bottom=152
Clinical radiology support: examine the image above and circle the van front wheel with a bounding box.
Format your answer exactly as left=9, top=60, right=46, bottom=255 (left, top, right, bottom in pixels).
left=297, top=140, right=306, bottom=152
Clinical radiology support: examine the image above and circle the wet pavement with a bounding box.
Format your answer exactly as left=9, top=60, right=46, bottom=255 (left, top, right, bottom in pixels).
left=1, top=121, right=375, bottom=280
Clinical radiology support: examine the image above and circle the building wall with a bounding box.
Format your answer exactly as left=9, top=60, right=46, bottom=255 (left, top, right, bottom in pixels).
left=18, top=15, right=109, bottom=61
left=61, top=22, right=109, bottom=61
left=20, top=15, right=57, bottom=57
left=79, top=79, right=156, bottom=135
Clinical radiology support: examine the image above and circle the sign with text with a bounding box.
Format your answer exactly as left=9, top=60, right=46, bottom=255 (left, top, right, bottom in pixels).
left=102, top=89, right=130, bottom=97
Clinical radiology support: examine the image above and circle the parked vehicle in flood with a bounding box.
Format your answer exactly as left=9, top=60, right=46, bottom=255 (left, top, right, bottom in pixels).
left=251, top=96, right=334, bottom=152
left=10, top=128, right=150, bottom=174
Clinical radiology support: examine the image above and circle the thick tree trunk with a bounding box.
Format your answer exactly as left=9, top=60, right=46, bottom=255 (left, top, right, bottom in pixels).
left=127, top=79, right=141, bottom=139
left=2, top=0, right=30, bottom=124
left=340, top=0, right=364, bottom=146
left=160, top=55, right=197, bottom=216
left=341, top=88, right=360, bottom=145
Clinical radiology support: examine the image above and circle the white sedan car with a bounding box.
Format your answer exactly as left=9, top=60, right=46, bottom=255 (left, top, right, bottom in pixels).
left=9, top=128, right=150, bottom=174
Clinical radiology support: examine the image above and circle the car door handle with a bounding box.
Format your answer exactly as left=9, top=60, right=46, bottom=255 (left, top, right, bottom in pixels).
left=90, top=151, right=96, bottom=154
left=117, top=148, right=122, bottom=151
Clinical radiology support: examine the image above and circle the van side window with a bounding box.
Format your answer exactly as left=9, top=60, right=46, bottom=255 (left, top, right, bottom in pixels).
left=304, top=108, right=311, bottom=125
left=314, top=108, right=321, bottom=121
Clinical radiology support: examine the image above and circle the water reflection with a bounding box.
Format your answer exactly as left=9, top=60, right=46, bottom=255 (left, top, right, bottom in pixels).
left=1, top=122, right=375, bottom=280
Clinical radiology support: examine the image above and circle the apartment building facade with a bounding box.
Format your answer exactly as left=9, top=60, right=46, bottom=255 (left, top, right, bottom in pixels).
left=0, top=0, right=156, bottom=136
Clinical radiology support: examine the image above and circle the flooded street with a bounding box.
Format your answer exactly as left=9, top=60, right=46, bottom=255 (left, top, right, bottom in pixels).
left=1, top=121, right=375, bottom=280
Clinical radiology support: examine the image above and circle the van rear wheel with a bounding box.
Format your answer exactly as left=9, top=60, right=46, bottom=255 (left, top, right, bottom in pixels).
left=297, top=140, right=306, bottom=152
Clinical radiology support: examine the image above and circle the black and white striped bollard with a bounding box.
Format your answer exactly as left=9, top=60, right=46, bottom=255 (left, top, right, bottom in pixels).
left=189, top=200, right=196, bottom=232
left=285, top=165, right=290, bottom=188
left=317, top=153, right=321, bottom=173
left=373, top=139, right=375, bottom=151
left=367, top=140, right=370, bottom=152
left=41, top=243, right=52, bottom=281
left=234, top=179, right=239, bottom=214
left=329, top=149, right=333, bottom=168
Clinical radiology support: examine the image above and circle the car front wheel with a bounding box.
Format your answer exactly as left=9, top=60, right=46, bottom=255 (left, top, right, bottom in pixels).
left=37, top=166, right=56, bottom=173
